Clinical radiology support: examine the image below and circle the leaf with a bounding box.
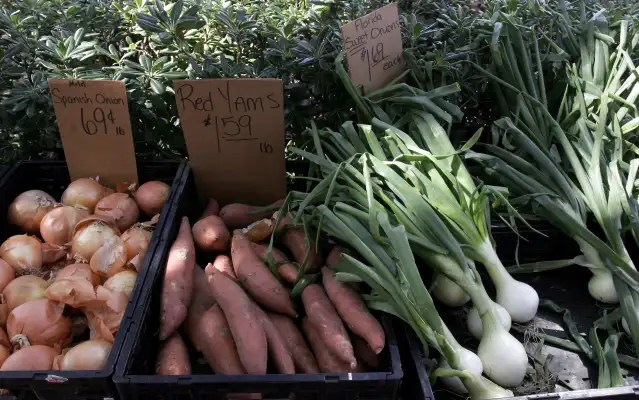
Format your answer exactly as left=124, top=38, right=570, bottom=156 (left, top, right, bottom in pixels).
left=150, top=78, right=165, bottom=95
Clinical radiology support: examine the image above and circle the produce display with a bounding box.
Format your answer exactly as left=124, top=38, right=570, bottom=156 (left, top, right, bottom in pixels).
left=0, top=177, right=169, bottom=373
left=155, top=200, right=387, bottom=376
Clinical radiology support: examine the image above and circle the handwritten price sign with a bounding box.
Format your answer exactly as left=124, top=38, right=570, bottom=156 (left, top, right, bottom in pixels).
left=341, top=3, right=405, bottom=92
left=174, top=79, right=285, bottom=205
left=48, top=79, right=138, bottom=187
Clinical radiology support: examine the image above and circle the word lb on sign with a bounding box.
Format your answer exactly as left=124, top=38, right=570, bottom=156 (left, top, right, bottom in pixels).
left=173, top=79, right=286, bottom=206
left=48, top=79, right=138, bottom=187
left=340, top=2, right=405, bottom=93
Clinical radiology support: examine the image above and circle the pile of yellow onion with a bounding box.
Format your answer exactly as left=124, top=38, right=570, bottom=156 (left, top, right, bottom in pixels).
left=0, top=178, right=170, bottom=372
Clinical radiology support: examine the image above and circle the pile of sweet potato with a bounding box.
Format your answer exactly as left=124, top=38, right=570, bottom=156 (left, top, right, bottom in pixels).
left=155, top=199, right=386, bottom=376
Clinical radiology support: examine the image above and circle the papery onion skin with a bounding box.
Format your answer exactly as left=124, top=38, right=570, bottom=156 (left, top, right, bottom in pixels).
left=134, top=181, right=170, bottom=216
left=95, top=193, right=140, bottom=232
left=0, top=259, right=15, bottom=293
left=40, top=206, right=90, bottom=245
left=90, top=236, right=127, bottom=278
left=53, top=339, right=111, bottom=371
left=72, top=217, right=120, bottom=262
left=1, top=345, right=58, bottom=371
left=3, top=275, right=48, bottom=311
left=45, top=264, right=100, bottom=309
left=0, top=327, right=10, bottom=349
left=103, top=270, right=138, bottom=299
left=121, top=226, right=152, bottom=261
left=0, top=235, right=43, bottom=275
left=7, top=299, right=72, bottom=348
left=52, top=263, right=100, bottom=286
left=61, top=178, right=111, bottom=213
left=8, top=190, right=56, bottom=234
left=41, top=243, right=68, bottom=265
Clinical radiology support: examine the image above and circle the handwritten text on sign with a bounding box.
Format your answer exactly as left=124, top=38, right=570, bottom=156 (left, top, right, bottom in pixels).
left=341, top=3, right=405, bottom=92
left=48, top=79, right=138, bottom=187
left=174, top=79, right=286, bottom=206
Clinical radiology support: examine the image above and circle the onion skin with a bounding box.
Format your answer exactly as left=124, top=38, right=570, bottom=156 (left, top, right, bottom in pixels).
left=121, top=226, right=152, bottom=261
left=7, top=299, right=72, bottom=348
left=0, top=327, right=10, bottom=349
left=46, top=264, right=100, bottom=309
left=3, top=275, right=48, bottom=311
left=95, top=193, right=140, bottom=232
left=0, top=259, right=15, bottom=293
left=53, top=339, right=111, bottom=371
left=134, top=181, right=170, bottom=216
left=0, top=235, right=43, bottom=275
left=61, top=178, right=110, bottom=213
left=52, top=263, right=100, bottom=286
left=1, top=345, right=58, bottom=371
left=8, top=190, right=56, bottom=234
left=41, top=243, right=68, bottom=265
left=103, top=270, right=138, bottom=299
left=40, top=206, right=90, bottom=245
left=90, top=236, right=127, bottom=278
left=72, top=216, right=120, bottom=262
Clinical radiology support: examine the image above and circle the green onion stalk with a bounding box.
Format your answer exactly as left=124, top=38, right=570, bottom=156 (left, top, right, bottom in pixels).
left=469, top=10, right=639, bottom=355
left=334, top=55, right=541, bottom=328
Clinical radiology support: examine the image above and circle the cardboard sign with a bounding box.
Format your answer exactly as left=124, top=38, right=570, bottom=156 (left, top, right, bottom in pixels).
left=174, top=79, right=286, bottom=206
left=48, top=79, right=138, bottom=187
left=341, top=3, right=405, bottom=92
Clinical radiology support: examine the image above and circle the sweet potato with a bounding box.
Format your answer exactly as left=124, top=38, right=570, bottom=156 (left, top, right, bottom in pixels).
left=185, top=304, right=246, bottom=375
left=268, top=312, right=318, bottom=373
left=301, top=284, right=356, bottom=368
left=156, top=332, right=191, bottom=375
left=201, top=199, right=220, bottom=218
left=192, top=215, right=230, bottom=253
left=322, top=267, right=385, bottom=354
left=219, top=199, right=284, bottom=230
left=281, top=228, right=322, bottom=272
left=231, top=232, right=296, bottom=317
left=252, top=306, right=295, bottom=374
left=207, top=272, right=267, bottom=374
left=205, top=255, right=236, bottom=281
left=250, top=243, right=298, bottom=284
left=352, top=335, right=380, bottom=370
left=301, top=318, right=358, bottom=373
left=185, top=266, right=215, bottom=328
left=159, top=217, right=196, bottom=340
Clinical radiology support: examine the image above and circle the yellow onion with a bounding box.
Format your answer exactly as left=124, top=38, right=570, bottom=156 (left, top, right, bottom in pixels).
left=0, top=235, right=43, bottom=275
left=90, top=237, right=127, bottom=278
left=41, top=242, right=68, bottom=265
left=0, top=345, right=9, bottom=368
left=71, top=216, right=120, bottom=262
left=53, top=339, right=111, bottom=371
left=61, top=178, right=111, bottom=213
left=134, top=181, right=170, bottom=216
left=0, top=259, right=15, bottom=293
left=40, top=206, right=90, bottom=245
left=7, top=299, right=72, bottom=348
left=94, top=193, right=140, bottom=232
left=0, top=327, right=10, bottom=349
left=45, top=264, right=100, bottom=309
left=0, top=345, right=58, bottom=371
left=103, top=270, right=138, bottom=299
left=121, top=225, right=152, bottom=261
left=3, top=275, right=48, bottom=311
left=8, top=190, right=57, bottom=234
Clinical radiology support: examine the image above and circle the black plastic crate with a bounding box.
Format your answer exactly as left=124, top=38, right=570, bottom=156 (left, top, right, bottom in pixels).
left=400, top=226, right=639, bottom=400
left=0, top=160, right=190, bottom=400
left=113, top=166, right=403, bottom=400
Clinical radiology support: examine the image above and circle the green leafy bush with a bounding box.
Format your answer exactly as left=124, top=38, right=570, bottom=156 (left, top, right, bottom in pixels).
left=0, top=0, right=481, bottom=162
